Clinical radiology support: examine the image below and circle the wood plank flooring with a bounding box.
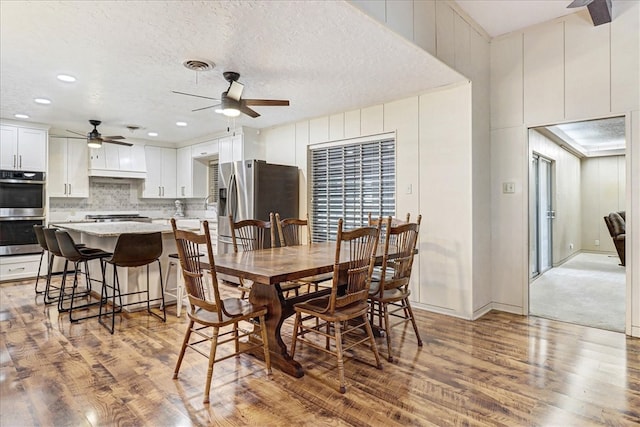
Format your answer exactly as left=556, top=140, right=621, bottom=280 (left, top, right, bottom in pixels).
left=1, top=276, right=639, bottom=426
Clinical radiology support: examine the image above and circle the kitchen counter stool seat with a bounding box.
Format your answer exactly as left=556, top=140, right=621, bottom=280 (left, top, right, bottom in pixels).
left=55, top=230, right=112, bottom=322
left=99, top=232, right=166, bottom=334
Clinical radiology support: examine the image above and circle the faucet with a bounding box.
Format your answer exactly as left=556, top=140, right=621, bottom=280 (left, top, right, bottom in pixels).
left=204, top=194, right=214, bottom=210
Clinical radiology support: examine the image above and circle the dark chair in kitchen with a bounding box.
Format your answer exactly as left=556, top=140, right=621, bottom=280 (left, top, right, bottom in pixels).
left=229, top=214, right=301, bottom=299
left=55, top=230, right=112, bottom=322
left=291, top=218, right=383, bottom=394
left=275, top=212, right=332, bottom=293
left=99, top=232, right=166, bottom=334
left=604, top=211, right=626, bottom=266
left=368, top=215, right=422, bottom=362
left=33, top=225, right=51, bottom=295
left=42, top=227, right=70, bottom=305
left=171, top=218, right=271, bottom=404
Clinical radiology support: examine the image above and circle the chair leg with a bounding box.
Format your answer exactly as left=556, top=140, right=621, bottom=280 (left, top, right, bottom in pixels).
left=362, top=314, right=383, bottom=370
left=258, top=314, right=272, bottom=376
left=290, top=312, right=301, bottom=358
left=173, top=320, right=194, bottom=379
left=203, top=327, right=219, bottom=404
left=34, top=250, right=46, bottom=294
left=382, top=302, right=394, bottom=362
left=334, top=321, right=346, bottom=394
left=404, top=298, right=423, bottom=347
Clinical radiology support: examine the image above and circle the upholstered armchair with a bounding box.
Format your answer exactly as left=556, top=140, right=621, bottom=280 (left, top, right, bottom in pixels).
left=604, top=211, right=625, bottom=266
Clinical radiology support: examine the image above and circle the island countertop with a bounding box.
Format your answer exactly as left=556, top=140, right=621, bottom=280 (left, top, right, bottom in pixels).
left=52, top=221, right=176, bottom=237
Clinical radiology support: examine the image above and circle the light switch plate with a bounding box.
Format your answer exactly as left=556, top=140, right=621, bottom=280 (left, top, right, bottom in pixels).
left=502, top=182, right=515, bottom=193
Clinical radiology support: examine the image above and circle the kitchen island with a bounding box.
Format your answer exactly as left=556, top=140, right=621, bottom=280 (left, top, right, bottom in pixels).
left=52, top=221, right=195, bottom=311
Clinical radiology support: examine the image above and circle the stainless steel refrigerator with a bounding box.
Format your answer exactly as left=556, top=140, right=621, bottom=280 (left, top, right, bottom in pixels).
left=217, top=159, right=299, bottom=254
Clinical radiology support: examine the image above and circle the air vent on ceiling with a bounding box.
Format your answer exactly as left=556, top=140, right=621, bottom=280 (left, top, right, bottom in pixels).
left=182, top=59, right=215, bottom=72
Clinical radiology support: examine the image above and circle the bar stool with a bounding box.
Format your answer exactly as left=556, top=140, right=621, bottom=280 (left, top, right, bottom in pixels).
left=55, top=230, right=112, bottom=322
left=163, top=253, right=185, bottom=317
left=42, top=227, right=69, bottom=305
left=99, top=232, right=166, bottom=334
left=33, top=225, right=51, bottom=295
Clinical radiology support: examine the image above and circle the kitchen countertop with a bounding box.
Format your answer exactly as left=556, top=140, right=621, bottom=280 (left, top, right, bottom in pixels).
left=52, top=221, right=193, bottom=237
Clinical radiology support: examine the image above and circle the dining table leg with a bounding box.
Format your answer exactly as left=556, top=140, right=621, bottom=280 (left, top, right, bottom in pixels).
left=246, top=282, right=304, bottom=378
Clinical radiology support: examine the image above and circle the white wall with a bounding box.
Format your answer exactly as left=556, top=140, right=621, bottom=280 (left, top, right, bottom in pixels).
left=490, top=2, right=640, bottom=336
left=261, top=82, right=475, bottom=318
left=581, top=155, right=626, bottom=253
left=529, top=130, right=582, bottom=264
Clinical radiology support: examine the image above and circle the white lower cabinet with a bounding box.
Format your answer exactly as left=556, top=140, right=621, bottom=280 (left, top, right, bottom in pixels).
left=48, top=137, right=89, bottom=197
left=0, top=254, right=42, bottom=281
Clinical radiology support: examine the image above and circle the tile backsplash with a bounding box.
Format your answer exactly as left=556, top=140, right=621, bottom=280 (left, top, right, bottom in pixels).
left=49, top=177, right=210, bottom=221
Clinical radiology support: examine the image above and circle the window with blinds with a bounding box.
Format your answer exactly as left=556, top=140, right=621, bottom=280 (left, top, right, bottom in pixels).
left=310, top=137, right=395, bottom=242
left=208, top=159, right=219, bottom=201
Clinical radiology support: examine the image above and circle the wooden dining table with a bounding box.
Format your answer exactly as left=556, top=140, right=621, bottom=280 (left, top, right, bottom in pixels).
left=208, top=241, right=412, bottom=378
left=210, top=242, right=339, bottom=378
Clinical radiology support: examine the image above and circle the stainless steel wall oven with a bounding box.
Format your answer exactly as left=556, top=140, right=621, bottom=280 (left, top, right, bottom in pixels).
left=0, top=170, right=45, bottom=256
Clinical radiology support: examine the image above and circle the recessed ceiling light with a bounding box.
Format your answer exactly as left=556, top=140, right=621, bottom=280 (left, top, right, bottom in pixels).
left=57, top=74, right=76, bottom=82
left=147, top=132, right=158, bottom=137
left=34, top=98, right=51, bottom=105
left=14, top=113, right=30, bottom=119
left=176, top=121, right=187, bottom=127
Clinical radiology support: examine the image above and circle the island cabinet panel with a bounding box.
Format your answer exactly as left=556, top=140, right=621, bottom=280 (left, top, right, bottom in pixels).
left=48, top=137, right=89, bottom=198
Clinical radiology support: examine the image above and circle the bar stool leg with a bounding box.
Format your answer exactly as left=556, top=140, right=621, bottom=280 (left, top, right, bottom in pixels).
left=34, top=249, right=47, bottom=294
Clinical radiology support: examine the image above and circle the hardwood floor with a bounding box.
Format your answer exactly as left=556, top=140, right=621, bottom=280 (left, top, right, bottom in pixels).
left=1, top=276, right=639, bottom=426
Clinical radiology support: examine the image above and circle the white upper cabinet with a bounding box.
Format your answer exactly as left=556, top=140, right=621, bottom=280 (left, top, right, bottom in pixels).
left=48, top=137, right=89, bottom=198
left=142, top=146, right=176, bottom=198
left=89, top=143, right=146, bottom=178
left=218, top=134, right=251, bottom=164
left=0, top=125, right=47, bottom=171
left=177, top=146, right=207, bottom=198
left=191, top=140, right=217, bottom=158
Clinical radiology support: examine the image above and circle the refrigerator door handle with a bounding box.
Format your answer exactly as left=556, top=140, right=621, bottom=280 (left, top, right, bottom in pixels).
left=229, top=174, right=238, bottom=220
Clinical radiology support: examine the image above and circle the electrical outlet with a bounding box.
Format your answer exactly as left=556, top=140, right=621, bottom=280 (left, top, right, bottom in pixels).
left=405, top=184, right=412, bottom=194
left=595, top=239, right=600, bottom=246
left=569, top=243, right=574, bottom=250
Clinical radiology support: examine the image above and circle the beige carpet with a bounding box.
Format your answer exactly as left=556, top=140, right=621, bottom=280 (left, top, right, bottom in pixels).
left=529, top=252, right=626, bottom=332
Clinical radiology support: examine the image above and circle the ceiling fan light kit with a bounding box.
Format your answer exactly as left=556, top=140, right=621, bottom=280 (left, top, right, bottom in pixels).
left=172, top=70, right=289, bottom=119
left=52, top=119, right=133, bottom=148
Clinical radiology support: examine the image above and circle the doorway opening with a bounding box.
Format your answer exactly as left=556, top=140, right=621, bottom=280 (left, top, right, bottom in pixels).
left=528, top=116, right=626, bottom=332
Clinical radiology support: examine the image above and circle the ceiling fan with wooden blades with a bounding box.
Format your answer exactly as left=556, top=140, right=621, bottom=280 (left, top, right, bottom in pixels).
left=172, top=71, right=289, bottom=118
left=51, top=120, right=133, bottom=148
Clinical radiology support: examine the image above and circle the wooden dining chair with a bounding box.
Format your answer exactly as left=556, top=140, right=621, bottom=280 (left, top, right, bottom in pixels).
left=367, top=212, right=411, bottom=282
left=171, top=219, right=272, bottom=404
left=290, top=218, right=383, bottom=393
left=275, top=212, right=333, bottom=293
left=368, top=215, right=422, bottom=362
left=230, top=214, right=301, bottom=298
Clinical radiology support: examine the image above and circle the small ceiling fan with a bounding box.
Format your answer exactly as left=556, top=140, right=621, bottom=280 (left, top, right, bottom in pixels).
left=52, top=120, right=132, bottom=148
left=172, top=71, right=290, bottom=118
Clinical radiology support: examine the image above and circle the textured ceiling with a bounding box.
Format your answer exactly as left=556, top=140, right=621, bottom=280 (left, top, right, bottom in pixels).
left=0, top=1, right=464, bottom=144
left=546, top=117, right=626, bottom=156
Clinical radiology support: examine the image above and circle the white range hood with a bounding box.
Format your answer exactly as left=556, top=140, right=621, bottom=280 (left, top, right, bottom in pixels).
left=88, top=144, right=147, bottom=179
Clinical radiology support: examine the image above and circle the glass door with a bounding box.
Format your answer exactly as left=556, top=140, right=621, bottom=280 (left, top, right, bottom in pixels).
left=530, top=154, right=554, bottom=278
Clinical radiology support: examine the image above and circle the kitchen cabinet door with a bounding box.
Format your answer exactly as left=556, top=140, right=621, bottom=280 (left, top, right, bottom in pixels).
left=18, top=128, right=47, bottom=171
left=66, top=139, right=89, bottom=197
left=49, top=137, right=89, bottom=198
left=0, top=125, right=47, bottom=171
left=142, top=146, right=176, bottom=198
left=191, top=139, right=217, bottom=158
left=218, top=136, right=233, bottom=164
left=0, top=125, right=19, bottom=170
left=177, top=146, right=207, bottom=198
